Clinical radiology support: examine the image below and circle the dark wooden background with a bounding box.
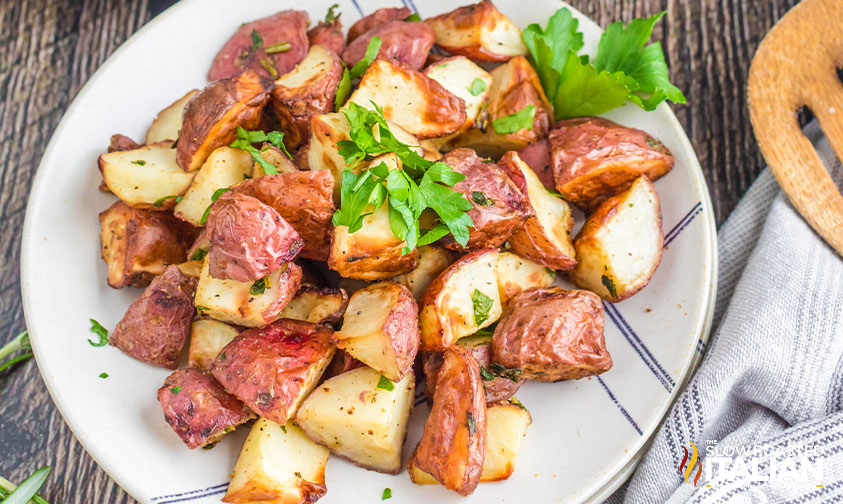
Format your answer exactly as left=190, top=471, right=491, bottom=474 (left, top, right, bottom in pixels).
left=0, top=0, right=800, bottom=501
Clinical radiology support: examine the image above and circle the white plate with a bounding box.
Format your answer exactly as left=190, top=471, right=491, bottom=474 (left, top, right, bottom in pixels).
left=20, top=1, right=717, bottom=503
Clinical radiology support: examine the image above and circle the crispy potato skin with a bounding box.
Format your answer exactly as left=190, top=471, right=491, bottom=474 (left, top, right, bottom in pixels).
left=208, top=10, right=309, bottom=81
left=424, top=341, right=522, bottom=404
left=261, top=262, right=304, bottom=322
left=425, top=1, right=524, bottom=61
left=177, top=71, right=273, bottom=172
left=308, top=19, right=345, bottom=55
left=347, top=7, right=412, bottom=43
left=377, top=282, right=420, bottom=380
left=205, top=191, right=303, bottom=282
left=212, top=319, right=335, bottom=424
left=439, top=149, right=532, bottom=250
left=517, top=139, right=555, bottom=189
left=408, top=346, right=486, bottom=496
left=270, top=45, right=344, bottom=149
left=234, top=171, right=335, bottom=261
left=99, top=201, right=195, bottom=289
left=492, top=287, right=612, bottom=381
left=343, top=21, right=434, bottom=71
left=110, top=265, right=197, bottom=369
left=157, top=369, right=253, bottom=449
left=550, top=117, right=674, bottom=210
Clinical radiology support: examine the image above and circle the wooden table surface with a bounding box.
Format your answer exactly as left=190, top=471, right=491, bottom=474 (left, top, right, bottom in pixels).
left=0, top=0, right=801, bottom=501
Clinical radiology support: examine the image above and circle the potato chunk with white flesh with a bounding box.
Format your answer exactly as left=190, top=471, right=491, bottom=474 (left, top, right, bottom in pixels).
left=571, top=176, right=664, bottom=301
left=188, top=319, right=240, bottom=370
left=336, top=282, right=419, bottom=382
left=252, top=144, right=299, bottom=177
left=423, top=56, right=492, bottom=136
left=347, top=59, right=467, bottom=139
left=224, top=419, right=329, bottom=504
left=498, top=151, right=577, bottom=271
left=194, top=258, right=302, bottom=327
left=425, top=1, right=527, bottom=61
left=99, top=141, right=196, bottom=209
left=446, top=56, right=552, bottom=158
left=145, top=89, right=198, bottom=144
left=495, top=251, right=554, bottom=306
left=420, top=249, right=502, bottom=351
left=279, top=285, right=349, bottom=325
left=329, top=198, right=419, bottom=281
left=173, top=147, right=254, bottom=226
left=410, top=400, right=531, bottom=484
left=295, top=367, right=415, bottom=474
left=391, top=245, right=455, bottom=300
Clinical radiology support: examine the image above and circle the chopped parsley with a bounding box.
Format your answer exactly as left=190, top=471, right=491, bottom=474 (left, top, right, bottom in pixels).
left=130, top=160, right=146, bottom=166
left=509, top=397, right=527, bottom=410
left=468, top=77, right=488, bottom=96
left=349, top=36, right=382, bottom=79
left=170, top=385, right=182, bottom=394
left=191, top=248, right=208, bottom=261
left=382, top=488, right=393, bottom=500
left=199, top=187, right=233, bottom=226
left=280, top=424, right=287, bottom=433
left=250, top=29, right=263, bottom=50
left=601, top=274, right=618, bottom=298
left=99, top=372, right=109, bottom=379
left=471, top=191, right=494, bottom=206
left=377, top=375, right=395, bottom=391
left=404, top=12, right=421, bottom=22
left=195, top=305, right=211, bottom=316
left=334, top=67, right=351, bottom=111
left=480, top=366, right=495, bottom=381
left=259, top=57, right=279, bottom=78
left=88, top=319, right=109, bottom=347
left=229, top=127, right=292, bottom=177
left=250, top=276, right=271, bottom=296
left=471, top=289, right=493, bottom=326
left=325, top=4, right=340, bottom=24
left=492, top=105, right=536, bottom=134
left=219, top=352, right=227, bottom=361
left=545, top=267, right=557, bottom=279
left=152, top=194, right=182, bottom=208
left=264, top=42, right=291, bottom=54
left=491, top=362, right=522, bottom=382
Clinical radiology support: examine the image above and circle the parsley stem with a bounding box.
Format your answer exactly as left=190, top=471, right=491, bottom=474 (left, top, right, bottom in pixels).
left=0, top=353, right=34, bottom=373
left=0, top=467, right=52, bottom=504
left=0, top=330, right=30, bottom=362
left=264, top=42, right=291, bottom=54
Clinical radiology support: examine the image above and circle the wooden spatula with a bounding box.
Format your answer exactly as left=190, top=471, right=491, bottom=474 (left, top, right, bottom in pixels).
left=748, top=0, right=843, bottom=256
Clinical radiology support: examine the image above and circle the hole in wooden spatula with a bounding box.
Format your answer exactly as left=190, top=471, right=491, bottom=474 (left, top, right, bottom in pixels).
left=797, top=105, right=815, bottom=129
left=836, top=66, right=843, bottom=85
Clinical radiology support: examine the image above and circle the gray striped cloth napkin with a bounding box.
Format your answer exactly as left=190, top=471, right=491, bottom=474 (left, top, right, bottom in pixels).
left=608, top=121, right=843, bottom=503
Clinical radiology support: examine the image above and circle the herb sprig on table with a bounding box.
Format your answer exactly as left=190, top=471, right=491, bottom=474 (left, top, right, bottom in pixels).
left=332, top=102, right=474, bottom=252
left=0, top=466, right=51, bottom=504
left=0, top=330, right=33, bottom=374
left=523, top=7, right=685, bottom=119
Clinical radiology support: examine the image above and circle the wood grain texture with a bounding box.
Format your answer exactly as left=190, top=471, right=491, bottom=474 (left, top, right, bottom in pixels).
left=0, top=0, right=800, bottom=502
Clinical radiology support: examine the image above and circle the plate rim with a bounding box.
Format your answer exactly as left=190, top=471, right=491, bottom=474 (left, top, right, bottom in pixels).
left=19, top=1, right=719, bottom=502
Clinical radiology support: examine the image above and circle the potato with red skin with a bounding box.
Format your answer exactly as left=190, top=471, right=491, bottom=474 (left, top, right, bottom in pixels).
left=423, top=335, right=522, bottom=405
left=233, top=171, right=334, bottom=261
left=347, top=6, right=412, bottom=43
left=212, top=319, right=335, bottom=424
left=438, top=148, right=532, bottom=250
left=110, top=265, right=197, bottom=369
left=157, top=369, right=253, bottom=449
left=492, top=287, right=612, bottom=381
left=308, top=17, right=345, bottom=55
left=177, top=71, right=273, bottom=172
left=408, top=346, right=486, bottom=496
left=323, top=349, right=365, bottom=380
left=205, top=191, right=303, bottom=282
left=208, top=10, right=309, bottom=81
left=425, top=1, right=527, bottom=61
left=517, top=139, right=555, bottom=190
left=99, top=201, right=196, bottom=289
left=549, top=116, right=674, bottom=210
left=270, top=45, right=344, bottom=149
left=343, top=21, right=434, bottom=71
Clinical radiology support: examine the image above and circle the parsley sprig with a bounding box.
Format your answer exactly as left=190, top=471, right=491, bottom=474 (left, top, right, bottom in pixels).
left=333, top=102, right=473, bottom=251
left=0, top=330, right=33, bottom=374
left=523, top=8, right=685, bottom=119
left=230, top=127, right=292, bottom=176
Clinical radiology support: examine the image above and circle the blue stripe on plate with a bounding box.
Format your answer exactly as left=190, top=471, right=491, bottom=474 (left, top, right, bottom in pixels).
left=665, top=202, right=703, bottom=245
left=349, top=0, right=365, bottom=17
left=604, top=302, right=675, bottom=392
left=596, top=376, right=643, bottom=435
left=152, top=484, right=228, bottom=503
left=404, top=0, right=420, bottom=14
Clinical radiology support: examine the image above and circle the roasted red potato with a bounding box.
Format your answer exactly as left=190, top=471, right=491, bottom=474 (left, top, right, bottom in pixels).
left=425, top=1, right=527, bottom=61
left=157, top=368, right=253, bottom=449
left=307, top=11, right=345, bottom=55
left=495, top=251, right=555, bottom=306
left=549, top=116, right=674, bottom=210
left=146, top=90, right=198, bottom=144
left=347, top=6, right=412, bottom=43
left=498, top=151, right=576, bottom=270
left=424, top=334, right=523, bottom=405
left=279, top=285, right=349, bottom=325
left=110, top=265, right=197, bottom=369
left=517, top=139, right=554, bottom=189
left=347, top=58, right=466, bottom=139
left=391, top=245, right=455, bottom=299
left=208, top=10, right=309, bottom=81
left=342, top=21, right=434, bottom=72
left=212, top=318, right=336, bottom=424
left=408, top=346, right=486, bottom=496
left=108, top=134, right=140, bottom=152
left=177, top=71, right=273, bottom=172
left=438, top=148, right=532, bottom=250
left=322, top=349, right=365, bottom=380
left=233, top=171, right=334, bottom=261
left=270, top=45, right=344, bottom=149
left=99, top=201, right=195, bottom=289
left=205, top=191, right=303, bottom=282
left=188, top=319, right=241, bottom=370
left=446, top=56, right=553, bottom=158
left=335, top=281, right=419, bottom=382
left=492, top=287, right=612, bottom=381
left=423, top=56, right=492, bottom=136
left=571, top=176, right=664, bottom=301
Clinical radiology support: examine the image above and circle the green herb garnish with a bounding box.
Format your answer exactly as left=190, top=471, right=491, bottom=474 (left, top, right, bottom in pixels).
left=195, top=305, right=211, bottom=316
left=325, top=4, right=340, bottom=23
left=99, top=372, right=108, bottom=379
left=491, top=362, right=522, bottom=382
left=471, top=191, right=494, bottom=206
left=377, top=375, right=395, bottom=391
left=170, top=385, right=181, bottom=394
left=480, top=366, right=495, bottom=381
left=88, top=319, right=109, bottom=347
left=259, top=57, right=279, bottom=79
left=601, top=274, right=618, bottom=298
left=471, top=289, right=493, bottom=326
left=0, top=466, right=51, bottom=504
left=545, top=267, right=557, bottom=279
left=468, top=77, right=487, bottom=96
left=250, top=29, right=263, bottom=50
left=130, top=160, right=146, bottom=166
left=264, top=42, right=291, bottom=54
left=0, top=330, right=33, bottom=374
left=404, top=12, right=421, bottom=22
left=191, top=248, right=208, bottom=261
left=250, top=277, right=270, bottom=296
left=492, top=105, right=536, bottom=134
left=509, top=397, right=527, bottom=410
left=199, top=187, right=232, bottom=226
left=382, top=487, right=393, bottom=500
left=152, top=195, right=182, bottom=208
left=349, top=36, right=382, bottom=79
left=230, top=127, right=291, bottom=176
left=334, top=67, right=351, bottom=111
